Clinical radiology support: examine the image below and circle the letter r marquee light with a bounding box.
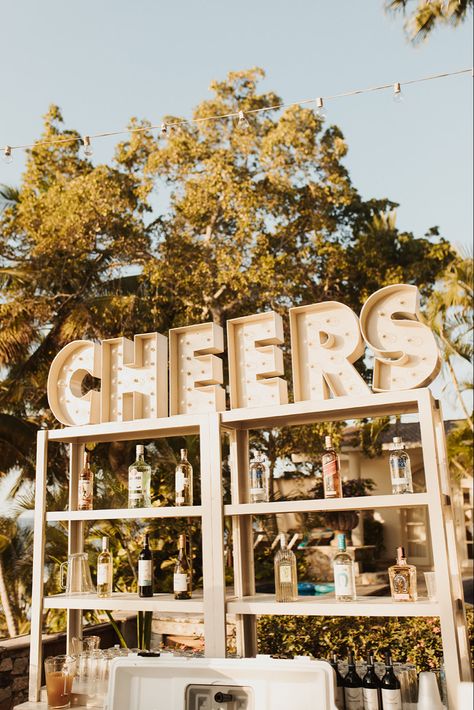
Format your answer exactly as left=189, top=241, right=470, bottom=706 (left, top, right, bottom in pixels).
left=46, top=284, right=442, bottom=427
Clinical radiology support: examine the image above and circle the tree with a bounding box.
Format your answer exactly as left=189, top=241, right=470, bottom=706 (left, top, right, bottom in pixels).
left=386, top=0, right=473, bottom=43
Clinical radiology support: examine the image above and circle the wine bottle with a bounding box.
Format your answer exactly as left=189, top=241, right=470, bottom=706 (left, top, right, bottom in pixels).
left=97, top=536, right=113, bottom=599
left=78, top=451, right=93, bottom=511
left=138, top=533, right=154, bottom=597
left=175, top=448, right=193, bottom=506
left=128, top=445, right=152, bottom=509
left=380, top=653, right=402, bottom=709
left=322, top=436, right=343, bottom=499
left=344, top=650, right=363, bottom=710
left=330, top=652, right=346, bottom=710
left=362, top=653, right=381, bottom=710
left=334, top=533, right=356, bottom=601
left=274, top=533, right=298, bottom=602
left=174, top=533, right=192, bottom=599
left=388, top=547, right=417, bottom=602
left=249, top=452, right=270, bottom=503
left=389, top=437, right=413, bottom=494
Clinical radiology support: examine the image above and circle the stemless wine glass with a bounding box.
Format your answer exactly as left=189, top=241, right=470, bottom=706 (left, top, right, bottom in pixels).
left=44, top=655, right=76, bottom=709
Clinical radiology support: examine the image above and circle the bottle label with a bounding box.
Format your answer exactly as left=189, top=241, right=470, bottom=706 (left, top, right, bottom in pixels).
left=362, top=687, right=380, bottom=709
left=138, top=560, right=152, bottom=586
left=322, top=459, right=340, bottom=495
left=390, top=457, right=408, bottom=485
left=173, top=573, right=188, bottom=593
left=97, top=563, right=109, bottom=586
left=334, top=685, right=344, bottom=710
left=78, top=479, right=93, bottom=507
left=344, top=687, right=363, bottom=709
left=129, top=468, right=143, bottom=496
left=279, top=564, right=293, bottom=584
left=334, top=564, right=355, bottom=596
left=381, top=688, right=402, bottom=708
left=392, top=572, right=410, bottom=600
left=251, top=487, right=264, bottom=496
left=175, top=469, right=186, bottom=493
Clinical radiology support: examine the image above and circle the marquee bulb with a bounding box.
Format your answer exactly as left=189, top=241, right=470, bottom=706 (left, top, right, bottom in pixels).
left=316, top=97, right=326, bottom=119
left=82, top=136, right=93, bottom=157
left=237, top=110, right=250, bottom=129
left=3, top=146, right=13, bottom=164
left=393, top=82, right=403, bottom=104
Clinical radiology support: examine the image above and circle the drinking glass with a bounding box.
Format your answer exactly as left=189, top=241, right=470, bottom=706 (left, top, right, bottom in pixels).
left=44, top=655, right=76, bottom=709
left=424, top=571, right=437, bottom=600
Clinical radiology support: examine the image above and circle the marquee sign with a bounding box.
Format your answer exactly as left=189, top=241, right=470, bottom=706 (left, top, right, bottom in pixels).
left=47, top=284, right=441, bottom=427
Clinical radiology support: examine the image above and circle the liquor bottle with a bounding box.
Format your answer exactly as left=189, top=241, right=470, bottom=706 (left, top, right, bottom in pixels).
left=97, top=537, right=113, bottom=598
left=344, top=650, right=363, bottom=710
left=362, top=653, right=381, bottom=710
left=274, top=533, right=298, bottom=602
left=389, top=437, right=413, bottom=494
left=173, top=533, right=192, bottom=599
left=175, top=449, right=193, bottom=506
left=388, top=547, right=417, bottom=602
left=330, top=652, right=346, bottom=710
left=334, top=533, right=356, bottom=601
left=322, top=436, right=343, bottom=499
left=138, top=534, right=154, bottom=597
left=380, top=653, right=402, bottom=709
left=78, top=451, right=93, bottom=511
left=128, top=445, right=152, bottom=509
left=249, top=452, right=270, bottom=503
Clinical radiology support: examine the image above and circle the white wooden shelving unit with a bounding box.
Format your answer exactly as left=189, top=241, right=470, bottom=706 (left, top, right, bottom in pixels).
left=27, top=388, right=471, bottom=709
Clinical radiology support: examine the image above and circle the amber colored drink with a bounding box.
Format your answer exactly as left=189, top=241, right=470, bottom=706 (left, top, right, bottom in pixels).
left=45, top=670, right=73, bottom=708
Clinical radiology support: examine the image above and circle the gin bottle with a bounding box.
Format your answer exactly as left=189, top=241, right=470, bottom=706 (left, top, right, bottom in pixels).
left=78, top=451, right=93, bottom=511
left=322, top=436, right=343, bottom=499
left=128, top=445, right=151, bottom=508
left=333, top=533, right=356, bottom=601
left=274, top=533, right=298, bottom=602
left=97, top=536, right=113, bottom=598
left=249, top=452, right=270, bottom=503
left=389, top=437, right=413, bottom=494
left=175, top=448, right=193, bottom=506
left=388, top=546, right=417, bottom=601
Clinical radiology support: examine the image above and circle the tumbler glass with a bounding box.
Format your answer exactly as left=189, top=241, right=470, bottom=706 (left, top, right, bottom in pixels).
left=424, top=571, right=437, bottom=600
left=44, top=655, right=76, bottom=709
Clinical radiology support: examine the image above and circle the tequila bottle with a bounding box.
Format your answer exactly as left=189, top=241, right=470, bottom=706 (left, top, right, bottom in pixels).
left=249, top=452, right=270, bottom=503
left=274, top=533, right=298, bottom=602
left=322, top=436, right=343, bottom=499
left=175, top=449, right=193, bottom=506
left=78, top=451, right=93, bottom=511
left=173, top=533, right=192, bottom=599
left=389, top=437, right=413, bottom=494
left=128, top=445, right=151, bottom=508
left=388, top=546, right=417, bottom=601
left=97, top=537, right=113, bottom=598
left=333, top=533, right=356, bottom=601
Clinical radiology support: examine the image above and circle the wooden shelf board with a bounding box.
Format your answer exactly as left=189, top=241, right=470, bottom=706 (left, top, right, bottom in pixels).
left=224, top=492, right=428, bottom=516
left=43, top=591, right=204, bottom=613
left=221, top=390, right=423, bottom=430
left=46, top=505, right=203, bottom=522
left=226, top=594, right=439, bottom=617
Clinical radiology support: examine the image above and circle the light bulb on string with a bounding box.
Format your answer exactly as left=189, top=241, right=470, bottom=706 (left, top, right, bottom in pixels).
left=237, top=110, right=250, bottom=129
left=3, top=146, right=13, bottom=164
left=82, top=136, right=93, bottom=157
left=316, top=97, right=326, bottom=120
left=393, top=82, right=403, bottom=104
left=161, top=123, right=168, bottom=135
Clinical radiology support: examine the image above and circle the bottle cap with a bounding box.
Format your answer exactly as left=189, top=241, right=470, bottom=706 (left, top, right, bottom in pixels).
left=180, top=448, right=187, bottom=458
left=337, top=533, right=346, bottom=551
left=83, top=451, right=90, bottom=465
left=393, top=437, right=402, bottom=444
left=279, top=532, right=287, bottom=548
left=178, top=534, right=186, bottom=548
left=324, top=436, right=332, bottom=448
left=136, top=445, right=144, bottom=456
left=396, top=545, right=406, bottom=561
left=102, top=537, right=109, bottom=551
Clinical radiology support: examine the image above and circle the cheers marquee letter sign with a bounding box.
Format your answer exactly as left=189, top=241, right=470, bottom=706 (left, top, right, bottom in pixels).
left=47, top=284, right=441, bottom=427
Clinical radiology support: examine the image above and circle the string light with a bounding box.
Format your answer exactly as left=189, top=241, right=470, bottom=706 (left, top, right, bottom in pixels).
left=393, top=82, right=403, bottom=104
left=3, top=146, right=13, bottom=164
left=161, top=123, right=167, bottom=135
left=1, top=67, right=470, bottom=156
left=82, top=136, right=93, bottom=157
left=316, top=97, right=326, bottom=119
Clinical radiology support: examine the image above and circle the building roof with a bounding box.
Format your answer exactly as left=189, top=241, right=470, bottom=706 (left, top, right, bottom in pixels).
left=342, top=419, right=460, bottom=451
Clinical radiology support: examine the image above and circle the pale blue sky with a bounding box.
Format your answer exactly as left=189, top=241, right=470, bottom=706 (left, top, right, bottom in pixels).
left=0, top=1, right=472, bottom=417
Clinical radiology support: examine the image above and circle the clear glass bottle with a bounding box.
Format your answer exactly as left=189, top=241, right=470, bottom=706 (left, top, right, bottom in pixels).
left=344, top=650, right=364, bottom=710
left=78, top=451, right=93, bottom=511
left=333, top=533, right=356, bottom=601
left=249, top=452, right=270, bottom=503
left=175, top=449, right=193, bottom=506
left=173, top=533, right=192, bottom=599
left=128, top=445, right=152, bottom=509
left=380, top=652, right=402, bottom=709
left=274, top=533, right=298, bottom=602
left=97, top=536, right=113, bottom=598
left=388, top=546, right=417, bottom=601
left=389, top=437, right=413, bottom=494
left=322, top=436, right=343, bottom=499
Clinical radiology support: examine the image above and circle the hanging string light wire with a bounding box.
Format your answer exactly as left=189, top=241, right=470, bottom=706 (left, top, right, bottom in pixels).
left=1, top=67, right=471, bottom=159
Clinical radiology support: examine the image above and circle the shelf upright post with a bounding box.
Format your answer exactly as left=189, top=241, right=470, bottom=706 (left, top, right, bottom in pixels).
left=228, top=428, right=257, bottom=657
left=418, top=389, right=472, bottom=705
left=200, top=413, right=227, bottom=656
left=28, top=430, right=49, bottom=702
left=67, top=442, right=85, bottom=654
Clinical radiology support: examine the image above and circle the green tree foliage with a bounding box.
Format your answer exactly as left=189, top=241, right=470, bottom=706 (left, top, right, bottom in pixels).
left=386, top=0, right=473, bottom=43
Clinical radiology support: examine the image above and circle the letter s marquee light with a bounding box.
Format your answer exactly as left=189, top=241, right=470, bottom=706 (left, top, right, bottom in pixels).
left=47, top=284, right=442, bottom=427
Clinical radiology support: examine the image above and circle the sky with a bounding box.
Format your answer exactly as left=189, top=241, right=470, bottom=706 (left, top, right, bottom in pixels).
left=0, top=0, right=472, bottom=416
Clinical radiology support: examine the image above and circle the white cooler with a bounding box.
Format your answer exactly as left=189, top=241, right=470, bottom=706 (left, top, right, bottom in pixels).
left=104, top=655, right=337, bottom=710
